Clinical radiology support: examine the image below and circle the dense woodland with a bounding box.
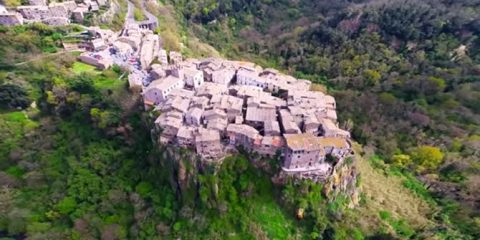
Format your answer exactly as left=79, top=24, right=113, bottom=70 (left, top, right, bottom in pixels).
left=0, top=0, right=479, bottom=238
left=0, top=24, right=356, bottom=239
left=166, top=0, right=480, bottom=237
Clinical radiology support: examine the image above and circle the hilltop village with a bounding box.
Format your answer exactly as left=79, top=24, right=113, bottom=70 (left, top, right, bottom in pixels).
left=142, top=55, right=353, bottom=180
left=59, top=20, right=353, bottom=180
left=0, top=2, right=353, bottom=180
left=90, top=23, right=351, bottom=181
left=0, top=0, right=105, bottom=26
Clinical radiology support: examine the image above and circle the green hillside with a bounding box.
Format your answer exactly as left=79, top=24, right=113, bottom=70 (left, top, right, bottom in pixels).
left=0, top=0, right=479, bottom=238
left=165, top=0, right=480, bottom=237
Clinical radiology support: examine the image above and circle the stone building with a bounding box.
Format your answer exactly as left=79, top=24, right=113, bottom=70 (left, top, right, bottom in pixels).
left=303, top=113, right=320, bottom=135
left=182, top=68, right=204, bottom=89
left=256, top=136, right=284, bottom=156
left=176, top=126, right=195, bottom=147
left=283, top=133, right=326, bottom=170
left=112, top=41, right=133, bottom=59
left=28, top=0, right=47, bottom=6
left=128, top=73, right=143, bottom=89
left=169, top=51, right=182, bottom=64
left=211, top=68, right=235, bottom=86
left=139, top=33, right=159, bottom=69
left=0, top=12, right=24, bottom=26
left=264, top=120, right=281, bottom=136
left=202, top=109, right=227, bottom=125
left=143, top=76, right=184, bottom=105
left=320, top=119, right=350, bottom=138
left=195, top=128, right=223, bottom=161
left=317, top=137, right=351, bottom=157
left=155, top=111, right=183, bottom=143
left=48, top=2, right=70, bottom=18
left=279, top=109, right=301, bottom=134
left=78, top=52, right=113, bottom=70
left=190, top=96, right=209, bottom=110
left=150, top=64, right=167, bottom=79
left=226, top=124, right=262, bottom=150
left=158, top=49, right=168, bottom=65
left=72, top=6, right=89, bottom=22
left=42, top=16, right=69, bottom=26
left=185, top=107, right=203, bottom=126
left=17, top=6, right=50, bottom=21
left=245, top=106, right=276, bottom=129
left=209, top=95, right=243, bottom=122
left=236, top=68, right=267, bottom=89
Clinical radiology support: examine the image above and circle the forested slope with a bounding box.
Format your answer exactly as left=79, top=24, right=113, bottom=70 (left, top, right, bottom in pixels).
left=0, top=24, right=353, bottom=239
left=1, top=0, right=480, bottom=238
left=168, top=0, right=480, bottom=237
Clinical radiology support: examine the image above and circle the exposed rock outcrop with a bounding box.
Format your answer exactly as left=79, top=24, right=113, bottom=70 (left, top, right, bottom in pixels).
left=324, top=157, right=360, bottom=208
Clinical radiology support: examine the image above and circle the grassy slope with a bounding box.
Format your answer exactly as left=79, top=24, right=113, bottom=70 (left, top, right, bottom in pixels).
left=134, top=5, right=443, bottom=236
left=71, top=61, right=98, bottom=75
left=352, top=150, right=433, bottom=235
left=0, top=111, right=39, bottom=164
left=177, top=155, right=307, bottom=239
left=200, top=189, right=306, bottom=239
left=244, top=177, right=306, bottom=239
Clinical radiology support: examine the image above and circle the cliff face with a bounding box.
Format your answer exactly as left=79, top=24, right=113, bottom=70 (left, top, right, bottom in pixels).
left=272, top=152, right=360, bottom=207
left=160, top=147, right=200, bottom=204
left=158, top=145, right=224, bottom=209
left=324, top=157, right=360, bottom=208
left=98, top=0, right=121, bottom=23
left=161, top=142, right=360, bottom=210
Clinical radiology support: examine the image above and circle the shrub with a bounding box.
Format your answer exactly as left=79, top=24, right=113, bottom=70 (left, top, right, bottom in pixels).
left=0, top=84, right=30, bottom=110
left=68, top=74, right=95, bottom=94
left=391, top=154, right=412, bottom=169
left=409, top=146, right=444, bottom=172
left=56, top=197, right=77, bottom=215
left=379, top=210, right=391, bottom=220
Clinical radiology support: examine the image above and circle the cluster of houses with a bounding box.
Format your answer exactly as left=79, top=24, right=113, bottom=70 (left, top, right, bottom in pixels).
left=77, top=23, right=159, bottom=72
left=12, top=7, right=352, bottom=180
left=0, top=0, right=106, bottom=26
left=139, top=53, right=353, bottom=180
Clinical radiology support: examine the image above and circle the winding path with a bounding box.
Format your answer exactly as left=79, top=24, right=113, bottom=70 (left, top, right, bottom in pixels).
left=124, top=0, right=158, bottom=30
left=125, top=0, right=136, bottom=25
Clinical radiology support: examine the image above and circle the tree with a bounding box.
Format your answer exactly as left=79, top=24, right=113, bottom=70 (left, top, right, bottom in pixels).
left=90, top=108, right=120, bottom=129
left=68, top=74, right=95, bottom=94
left=56, top=197, right=77, bottom=215
left=7, top=208, right=30, bottom=235
left=409, top=146, right=444, bottom=172
left=423, top=76, right=446, bottom=95
left=0, top=84, right=30, bottom=110
left=362, top=69, right=381, bottom=87
left=326, top=154, right=338, bottom=164
left=391, top=154, right=412, bottom=168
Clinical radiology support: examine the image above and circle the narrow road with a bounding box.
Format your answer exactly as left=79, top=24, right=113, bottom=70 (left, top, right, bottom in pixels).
left=125, top=0, right=135, bottom=25
left=124, top=0, right=158, bottom=29
left=139, top=0, right=158, bottom=28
